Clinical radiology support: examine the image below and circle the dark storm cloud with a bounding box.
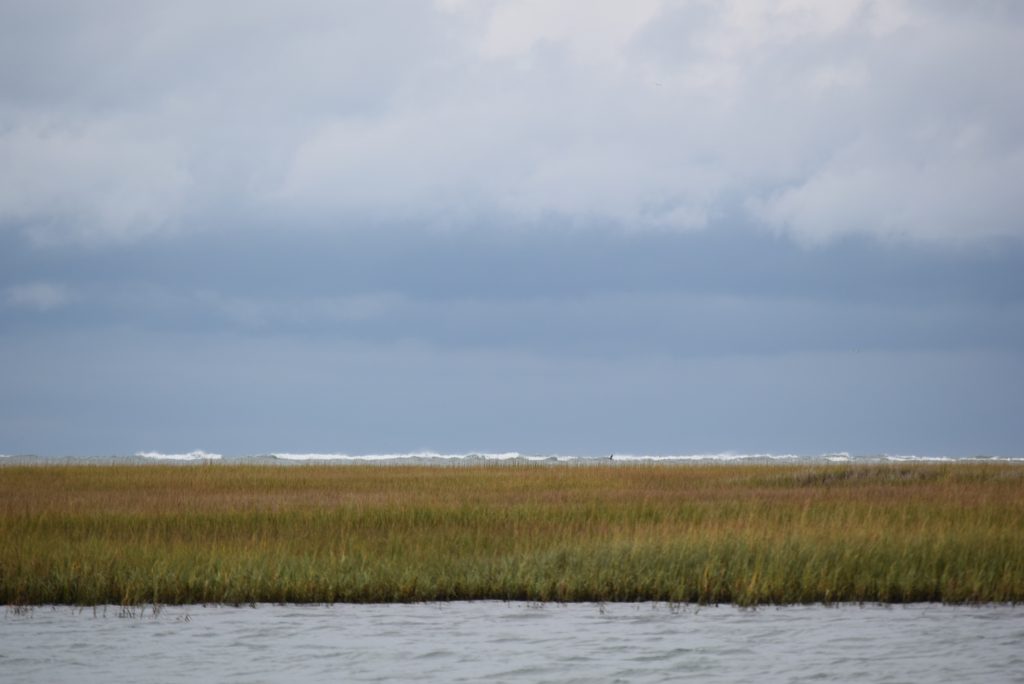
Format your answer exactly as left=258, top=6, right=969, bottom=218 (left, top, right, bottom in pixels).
left=3, top=228, right=1022, bottom=357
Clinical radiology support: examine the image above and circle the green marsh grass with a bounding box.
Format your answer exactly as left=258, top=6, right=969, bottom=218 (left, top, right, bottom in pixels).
left=1, top=462, right=1022, bottom=605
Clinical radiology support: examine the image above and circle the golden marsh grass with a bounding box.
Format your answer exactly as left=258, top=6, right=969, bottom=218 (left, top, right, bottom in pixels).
left=1, top=462, right=1022, bottom=605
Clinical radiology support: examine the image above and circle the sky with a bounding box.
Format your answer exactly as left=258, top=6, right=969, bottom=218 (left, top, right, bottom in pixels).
left=1, top=0, right=1023, bottom=456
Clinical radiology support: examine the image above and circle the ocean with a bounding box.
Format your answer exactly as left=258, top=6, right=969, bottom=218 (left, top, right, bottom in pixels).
left=2, top=450, right=1022, bottom=464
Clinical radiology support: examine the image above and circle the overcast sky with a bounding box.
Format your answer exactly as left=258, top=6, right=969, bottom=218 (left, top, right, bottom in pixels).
left=2, top=0, right=1023, bottom=456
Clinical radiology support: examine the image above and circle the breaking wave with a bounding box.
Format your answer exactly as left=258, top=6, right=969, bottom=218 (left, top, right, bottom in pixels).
left=7, top=450, right=1000, bottom=464
left=135, top=450, right=223, bottom=461
left=269, top=452, right=568, bottom=462
left=606, top=452, right=802, bottom=462
left=825, top=452, right=851, bottom=462
left=259, top=451, right=1023, bottom=463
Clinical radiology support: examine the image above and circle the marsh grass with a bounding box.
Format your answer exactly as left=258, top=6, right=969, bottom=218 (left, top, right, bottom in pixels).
left=1, top=463, right=1022, bottom=605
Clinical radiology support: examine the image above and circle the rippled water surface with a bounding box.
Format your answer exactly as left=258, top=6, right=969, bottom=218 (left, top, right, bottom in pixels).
left=3, top=603, right=1022, bottom=683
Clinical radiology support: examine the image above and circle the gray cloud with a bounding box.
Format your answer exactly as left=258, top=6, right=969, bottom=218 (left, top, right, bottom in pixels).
left=4, top=281, right=72, bottom=311
left=3, top=328, right=1021, bottom=456
left=4, top=228, right=1021, bottom=359
left=2, top=2, right=1023, bottom=457
left=1, top=1, right=1022, bottom=244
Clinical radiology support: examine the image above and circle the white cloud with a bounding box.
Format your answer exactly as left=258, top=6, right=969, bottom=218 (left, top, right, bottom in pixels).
left=0, top=120, right=191, bottom=244
left=475, top=0, right=663, bottom=65
left=751, top=136, right=1024, bottom=245
left=276, top=95, right=719, bottom=231
left=1, top=1, right=1022, bottom=245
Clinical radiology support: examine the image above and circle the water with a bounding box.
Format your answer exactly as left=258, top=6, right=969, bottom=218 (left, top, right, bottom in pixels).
left=3, top=450, right=1023, bottom=464
left=2, top=603, right=1022, bottom=683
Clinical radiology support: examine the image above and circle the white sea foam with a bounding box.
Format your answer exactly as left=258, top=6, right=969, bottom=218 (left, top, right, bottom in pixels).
left=882, top=454, right=955, bottom=462
left=849, top=453, right=1022, bottom=463
left=135, top=450, right=223, bottom=461
left=608, top=452, right=800, bottom=462
left=825, top=452, right=851, bottom=462
left=271, top=451, right=812, bottom=463
left=270, top=451, right=525, bottom=462
left=124, top=450, right=1023, bottom=464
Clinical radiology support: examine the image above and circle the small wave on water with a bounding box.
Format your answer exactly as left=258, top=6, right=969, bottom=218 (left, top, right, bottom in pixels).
left=607, top=452, right=802, bottom=462
left=266, top=451, right=814, bottom=464
left=260, top=451, right=1023, bottom=465
left=2, top=603, right=1021, bottom=683
left=134, top=450, right=223, bottom=461
left=1, top=450, right=1020, bottom=465
left=269, top=451, right=528, bottom=462
left=265, top=450, right=811, bottom=464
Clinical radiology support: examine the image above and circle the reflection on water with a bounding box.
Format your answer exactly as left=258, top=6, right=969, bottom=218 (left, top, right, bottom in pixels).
left=2, top=603, right=1022, bottom=683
